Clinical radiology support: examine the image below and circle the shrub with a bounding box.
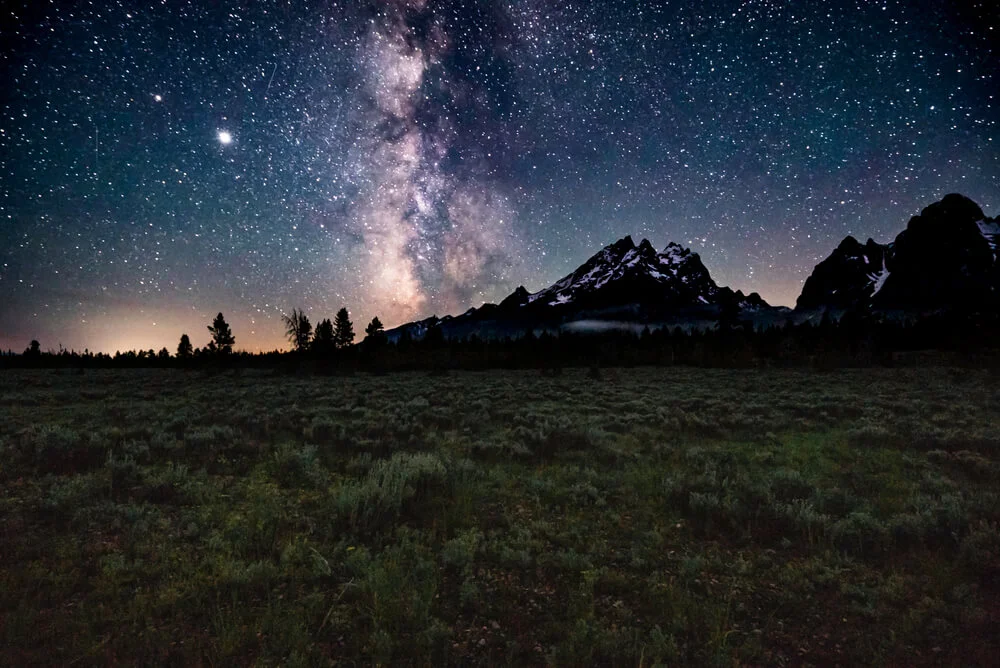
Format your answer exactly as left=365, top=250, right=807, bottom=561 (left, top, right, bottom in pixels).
left=847, top=421, right=894, bottom=447
left=831, top=511, right=888, bottom=556
left=43, top=472, right=106, bottom=519
left=441, top=528, right=482, bottom=573
left=220, top=478, right=285, bottom=560
left=303, top=416, right=342, bottom=444
left=908, top=492, right=968, bottom=544
left=769, top=468, right=815, bottom=502
left=569, top=480, right=607, bottom=507
left=335, top=452, right=448, bottom=531
left=351, top=537, right=447, bottom=663
left=185, top=425, right=236, bottom=450
left=887, top=512, right=928, bottom=549
left=149, top=429, right=184, bottom=454
left=514, top=416, right=604, bottom=459
left=22, top=425, right=105, bottom=474
left=162, top=413, right=190, bottom=437
left=467, top=437, right=532, bottom=459
left=812, top=486, right=862, bottom=518
left=776, top=499, right=830, bottom=545
left=138, top=462, right=200, bottom=504
left=688, top=491, right=741, bottom=534
left=272, top=442, right=325, bottom=488
left=107, top=501, right=161, bottom=550
left=280, top=536, right=332, bottom=579
left=106, top=449, right=141, bottom=498
left=935, top=450, right=996, bottom=479
left=216, top=558, right=282, bottom=599
left=960, top=521, right=1000, bottom=577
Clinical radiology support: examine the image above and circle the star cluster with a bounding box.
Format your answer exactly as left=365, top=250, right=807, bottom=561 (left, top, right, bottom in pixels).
left=1, top=0, right=996, bottom=352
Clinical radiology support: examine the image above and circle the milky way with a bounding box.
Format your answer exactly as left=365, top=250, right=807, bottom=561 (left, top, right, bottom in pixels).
left=348, top=0, right=523, bottom=324
left=0, top=0, right=996, bottom=352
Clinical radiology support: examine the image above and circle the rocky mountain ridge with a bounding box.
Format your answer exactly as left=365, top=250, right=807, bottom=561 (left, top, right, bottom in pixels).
left=387, top=193, right=998, bottom=341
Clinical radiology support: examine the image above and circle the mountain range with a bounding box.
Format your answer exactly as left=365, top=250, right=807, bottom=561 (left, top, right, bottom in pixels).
left=797, top=193, right=998, bottom=311
left=388, top=194, right=998, bottom=340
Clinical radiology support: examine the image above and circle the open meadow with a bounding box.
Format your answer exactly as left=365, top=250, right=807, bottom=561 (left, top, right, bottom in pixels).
left=2, top=366, right=999, bottom=665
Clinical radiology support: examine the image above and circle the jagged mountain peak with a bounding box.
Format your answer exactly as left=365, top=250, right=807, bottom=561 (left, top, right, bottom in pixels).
left=610, top=235, right=636, bottom=251
left=520, top=236, right=714, bottom=308
left=659, top=241, right=696, bottom=264
left=881, top=193, right=995, bottom=308
left=500, top=234, right=770, bottom=314
left=796, top=193, right=998, bottom=312
left=909, top=193, right=986, bottom=231
left=386, top=232, right=779, bottom=341
left=509, top=285, right=530, bottom=300
left=498, top=285, right=531, bottom=309
left=836, top=235, right=862, bottom=251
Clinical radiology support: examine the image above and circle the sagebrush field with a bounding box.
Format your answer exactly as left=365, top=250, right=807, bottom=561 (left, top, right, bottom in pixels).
left=2, top=367, right=998, bottom=665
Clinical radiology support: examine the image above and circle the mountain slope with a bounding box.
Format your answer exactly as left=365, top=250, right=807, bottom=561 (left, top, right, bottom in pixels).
left=388, top=236, right=773, bottom=340
left=796, top=236, right=890, bottom=310
left=517, top=235, right=766, bottom=314
left=796, top=194, right=999, bottom=312
left=875, top=194, right=996, bottom=309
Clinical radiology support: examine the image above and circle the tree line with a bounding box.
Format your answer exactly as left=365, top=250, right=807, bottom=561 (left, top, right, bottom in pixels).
left=167, top=307, right=381, bottom=360
left=4, top=306, right=999, bottom=372
left=277, top=307, right=382, bottom=356
left=6, top=306, right=382, bottom=367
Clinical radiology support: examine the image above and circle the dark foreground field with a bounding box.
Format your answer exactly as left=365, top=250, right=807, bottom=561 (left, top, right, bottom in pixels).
left=2, top=367, right=999, bottom=666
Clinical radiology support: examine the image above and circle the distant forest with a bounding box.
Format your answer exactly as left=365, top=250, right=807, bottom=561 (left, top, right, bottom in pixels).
left=4, top=306, right=1000, bottom=372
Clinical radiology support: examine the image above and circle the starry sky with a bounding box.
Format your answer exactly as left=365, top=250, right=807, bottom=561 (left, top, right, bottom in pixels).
left=1, top=0, right=997, bottom=353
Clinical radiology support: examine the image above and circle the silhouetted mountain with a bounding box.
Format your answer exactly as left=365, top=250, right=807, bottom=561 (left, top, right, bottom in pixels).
left=876, top=194, right=997, bottom=310
left=796, top=194, right=999, bottom=313
left=516, top=235, right=767, bottom=314
left=388, top=236, right=776, bottom=340
left=388, top=194, right=1000, bottom=342
left=797, top=236, right=890, bottom=310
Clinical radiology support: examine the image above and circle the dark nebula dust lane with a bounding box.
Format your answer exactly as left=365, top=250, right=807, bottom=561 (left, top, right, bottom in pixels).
left=1, top=0, right=996, bottom=352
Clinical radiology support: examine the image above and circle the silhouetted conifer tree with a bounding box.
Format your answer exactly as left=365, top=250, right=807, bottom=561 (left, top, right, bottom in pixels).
left=207, top=312, right=235, bottom=355
left=365, top=316, right=385, bottom=341
left=333, top=308, right=354, bottom=348
left=313, top=318, right=335, bottom=355
left=177, top=334, right=193, bottom=359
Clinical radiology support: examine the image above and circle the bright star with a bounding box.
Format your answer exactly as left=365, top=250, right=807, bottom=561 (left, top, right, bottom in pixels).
left=217, top=130, right=233, bottom=145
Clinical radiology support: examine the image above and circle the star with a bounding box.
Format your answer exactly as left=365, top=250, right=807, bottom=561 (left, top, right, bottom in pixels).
left=0, top=1, right=995, bottom=353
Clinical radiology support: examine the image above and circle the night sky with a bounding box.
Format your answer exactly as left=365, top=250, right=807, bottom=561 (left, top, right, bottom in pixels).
left=2, top=1, right=997, bottom=353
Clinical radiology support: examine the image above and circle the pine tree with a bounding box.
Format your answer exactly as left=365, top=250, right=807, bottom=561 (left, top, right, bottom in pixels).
left=333, top=308, right=355, bottom=349
left=313, top=318, right=335, bottom=355
left=364, top=316, right=385, bottom=341
left=281, top=308, right=313, bottom=352
left=177, top=333, right=193, bottom=359
left=207, top=313, right=235, bottom=355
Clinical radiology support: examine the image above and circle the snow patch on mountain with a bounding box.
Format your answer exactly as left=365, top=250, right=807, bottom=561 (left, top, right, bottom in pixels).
left=503, top=235, right=767, bottom=313
left=978, top=219, right=999, bottom=259
left=869, top=256, right=889, bottom=296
